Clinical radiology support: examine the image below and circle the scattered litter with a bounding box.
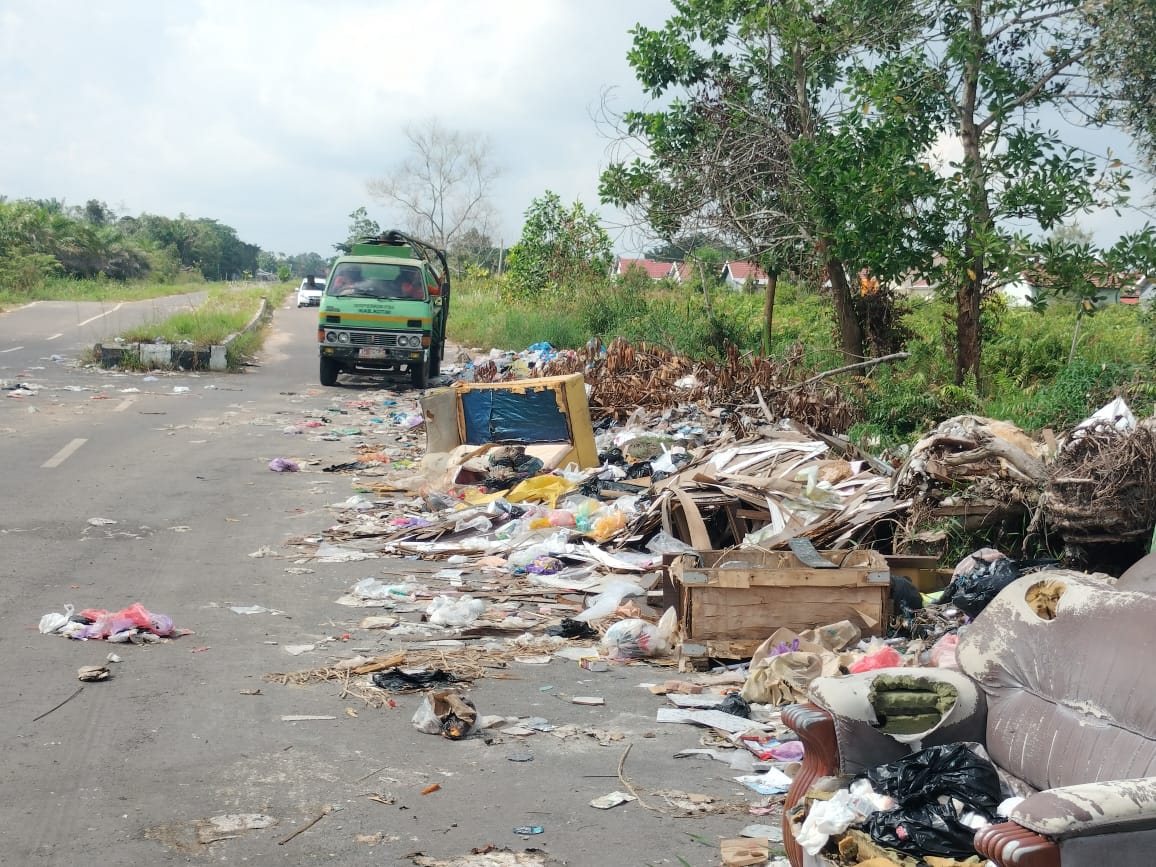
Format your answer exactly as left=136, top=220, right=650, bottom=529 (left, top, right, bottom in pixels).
left=281, top=715, right=337, bottom=721
left=268, top=458, right=300, bottom=472
left=734, top=767, right=794, bottom=795
left=87, top=517, right=118, bottom=526
left=284, top=644, right=316, bottom=656
left=512, top=826, right=543, bottom=835
left=248, top=546, right=277, bottom=558
left=571, top=696, right=605, bottom=706
left=656, top=708, right=770, bottom=734
left=229, top=605, right=284, bottom=616
left=77, top=665, right=110, bottom=682
left=411, top=689, right=477, bottom=739
left=590, top=791, right=636, bottom=810
left=740, top=823, right=783, bottom=843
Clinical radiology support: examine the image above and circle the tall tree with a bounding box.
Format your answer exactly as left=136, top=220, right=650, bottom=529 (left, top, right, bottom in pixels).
left=601, top=0, right=931, bottom=362
left=367, top=118, right=501, bottom=251
left=505, top=192, right=614, bottom=297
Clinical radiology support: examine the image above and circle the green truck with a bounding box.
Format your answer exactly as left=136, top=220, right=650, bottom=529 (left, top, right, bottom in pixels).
left=317, top=230, right=450, bottom=388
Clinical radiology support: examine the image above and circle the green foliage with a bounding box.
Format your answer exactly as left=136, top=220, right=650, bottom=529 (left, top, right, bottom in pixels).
left=0, top=197, right=261, bottom=291
left=505, top=192, right=613, bottom=298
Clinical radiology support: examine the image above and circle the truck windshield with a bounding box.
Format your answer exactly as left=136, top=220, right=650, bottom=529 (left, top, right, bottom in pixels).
left=328, top=264, right=425, bottom=299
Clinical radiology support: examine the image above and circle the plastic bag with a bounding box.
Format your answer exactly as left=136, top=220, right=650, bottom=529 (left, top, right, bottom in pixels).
left=862, top=742, right=1002, bottom=858
left=589, top=509, right=628, bottom=541
left=267, top=458, right=299, bottom=472
left=426, top=595, right=485, bottom=626
left=645, top=531, right=698, bottom=557
left=930, top=634, right=960, bottom=669
left=411, top=689, right=477, bottom=739
left=941, top=548, right=1019, bottom=618
left=573, top=580, right=645, bottom=623
left=848, top=644, right=903, bottom=673
left=506, top=474, right=576, bottom=508
left=601, top=607, right=677, bottom=659
left=38, top=603, right=75, bottom=634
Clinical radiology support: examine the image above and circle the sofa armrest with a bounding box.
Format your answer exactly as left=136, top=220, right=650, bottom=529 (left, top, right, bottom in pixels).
left=782, top=703, right=839, bottom=867
left=973, top=822, right=1060, bottom=867
left=1011, top=778, right=1156, bottom=839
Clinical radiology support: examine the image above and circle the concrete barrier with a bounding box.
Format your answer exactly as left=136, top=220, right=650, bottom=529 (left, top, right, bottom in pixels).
left=95, top=297, right=270, bottom=371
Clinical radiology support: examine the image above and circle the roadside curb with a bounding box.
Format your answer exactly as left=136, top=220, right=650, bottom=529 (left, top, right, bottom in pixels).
left=94, top=297, right=271, bottom=371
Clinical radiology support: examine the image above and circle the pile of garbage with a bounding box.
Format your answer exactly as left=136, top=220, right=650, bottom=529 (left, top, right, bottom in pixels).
left=38, top=602, right=182, bottom=643
left=1038, top=397, right=1156, bottom=545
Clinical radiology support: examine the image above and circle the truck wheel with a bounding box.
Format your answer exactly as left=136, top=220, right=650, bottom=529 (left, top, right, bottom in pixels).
left=409, top=360, right=427, bottom=389
left=320, top=357, right=340, bottom=387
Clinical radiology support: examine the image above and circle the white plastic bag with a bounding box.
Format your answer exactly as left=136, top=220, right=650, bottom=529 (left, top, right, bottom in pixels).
left=426, top=595, right=485, bottom=626
left=573, top=580, right=645, bottom=623
left=39, top=603, right=75, bottom=634
left=601, top=607, right=678, bottom=658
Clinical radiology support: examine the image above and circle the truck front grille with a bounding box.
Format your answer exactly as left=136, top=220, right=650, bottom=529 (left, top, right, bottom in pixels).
left=347, top=331, right=398, bottom=347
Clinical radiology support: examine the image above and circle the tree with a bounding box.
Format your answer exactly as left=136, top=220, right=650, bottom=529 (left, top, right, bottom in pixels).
left=367, top=118, right=501, bottom=251
left=505, top=192, right=614, bottom=297
left=336, top=207, right=381, bottom=253
left=1089, top=0, right=1156, bottom=170
left=601, top=0, right=932, bottom=361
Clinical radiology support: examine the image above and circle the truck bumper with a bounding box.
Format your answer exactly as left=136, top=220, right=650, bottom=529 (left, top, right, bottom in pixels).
left=320, top=345, right=428, bottom=368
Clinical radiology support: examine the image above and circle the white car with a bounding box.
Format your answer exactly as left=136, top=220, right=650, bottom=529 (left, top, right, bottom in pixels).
left=296, top=277, right=327, bottom=307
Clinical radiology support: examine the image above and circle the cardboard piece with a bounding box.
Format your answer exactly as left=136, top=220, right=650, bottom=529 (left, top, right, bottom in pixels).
left=720, top=837, right=769, bottom=867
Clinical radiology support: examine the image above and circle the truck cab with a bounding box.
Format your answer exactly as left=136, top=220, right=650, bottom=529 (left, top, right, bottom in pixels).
left=317, top=231, right=449, bottom=388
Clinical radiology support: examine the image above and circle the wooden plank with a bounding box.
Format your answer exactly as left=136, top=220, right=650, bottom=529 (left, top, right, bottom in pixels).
left=706, top=568, right=877, bottom=588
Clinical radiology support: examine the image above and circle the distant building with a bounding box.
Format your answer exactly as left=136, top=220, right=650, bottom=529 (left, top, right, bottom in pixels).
left=720, top=260, right=768, bottom=290
left=613, top=258, right=679, bottom=280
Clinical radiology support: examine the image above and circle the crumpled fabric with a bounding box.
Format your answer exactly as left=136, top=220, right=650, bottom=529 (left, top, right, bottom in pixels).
left=740, top=627, right=845, bottom=705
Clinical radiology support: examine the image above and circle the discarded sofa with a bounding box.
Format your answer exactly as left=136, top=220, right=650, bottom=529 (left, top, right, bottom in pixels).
left=781, top=569, right=1156, bottom=866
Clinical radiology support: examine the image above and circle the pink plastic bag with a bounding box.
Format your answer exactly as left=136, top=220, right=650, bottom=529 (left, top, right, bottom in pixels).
left=848, top=645, right=903, bottom=673
left=930, top=634, right=960, bottom=668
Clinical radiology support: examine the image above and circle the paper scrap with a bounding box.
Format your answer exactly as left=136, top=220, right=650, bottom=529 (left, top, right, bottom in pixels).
left=590, top=791, right=637, bottom=810
left=656, top=707, right=770, bottom=734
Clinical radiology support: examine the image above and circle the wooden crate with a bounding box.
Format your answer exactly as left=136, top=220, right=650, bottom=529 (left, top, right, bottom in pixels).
left=665, top=548, right=890, bottom=659
left=885, top=554, right=945, bottom=593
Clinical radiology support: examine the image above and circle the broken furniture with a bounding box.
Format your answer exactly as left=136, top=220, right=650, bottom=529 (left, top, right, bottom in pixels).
left=665, top=546, right=890, bottom=661
left=421, top=372, right=598, bottom=474
left=781, top=569, right=1156, bottom=866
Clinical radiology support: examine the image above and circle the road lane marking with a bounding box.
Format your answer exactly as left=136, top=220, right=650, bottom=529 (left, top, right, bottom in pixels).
left=42, top=438, right=88, bottom=468
left=77, top=303, right=123, bottom=327
left=46, top=333, right=63, bottom=341
left=114, top=397, right=136, bottom=412
left=0, top=346, right=23, bottom=353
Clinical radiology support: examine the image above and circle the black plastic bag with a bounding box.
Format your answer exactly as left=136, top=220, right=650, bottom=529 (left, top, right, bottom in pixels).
left=545, top=618, right=598, bottom=640
left=372, top=668, right=459, bottom=692
left=860, top=742, right=1002, bottom=858
left=717, top=692, right=751, bottom=719
left=940, top=550, right=1020, bottom=618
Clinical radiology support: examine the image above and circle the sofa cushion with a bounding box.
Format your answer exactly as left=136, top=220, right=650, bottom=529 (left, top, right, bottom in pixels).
left=958, top=570, right=1156, bottom=792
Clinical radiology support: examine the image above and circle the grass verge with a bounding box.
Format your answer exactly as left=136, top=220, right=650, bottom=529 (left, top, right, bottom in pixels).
left=111, top=283, right=293, bottom=370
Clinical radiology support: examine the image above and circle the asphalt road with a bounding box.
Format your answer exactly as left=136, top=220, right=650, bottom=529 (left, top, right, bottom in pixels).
left=0, top=292, right=210, bottom=379
left=0, top=300, right=776, bottom=867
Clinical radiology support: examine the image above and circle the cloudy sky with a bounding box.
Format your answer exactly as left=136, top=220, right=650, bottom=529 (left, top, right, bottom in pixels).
left=1, top=0, right=1152, bottom=258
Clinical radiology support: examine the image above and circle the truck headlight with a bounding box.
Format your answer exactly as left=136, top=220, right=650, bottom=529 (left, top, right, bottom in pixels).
left=325, top=331, right=337, bottom=342
left=337, top=332, right=350, bottom=343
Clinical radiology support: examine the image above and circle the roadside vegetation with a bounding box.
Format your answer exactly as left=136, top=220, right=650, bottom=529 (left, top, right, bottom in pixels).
left=448, top=270, right=1156, bottom=447
left=111, top=283, right=293, bottom=370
